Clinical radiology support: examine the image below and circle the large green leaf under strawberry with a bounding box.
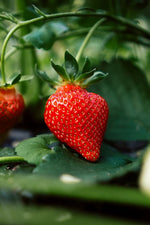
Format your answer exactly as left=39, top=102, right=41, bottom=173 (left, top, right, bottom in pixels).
left=37, top=51, right=109, bottom=162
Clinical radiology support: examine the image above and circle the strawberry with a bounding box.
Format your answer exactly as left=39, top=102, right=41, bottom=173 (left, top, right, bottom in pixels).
left=0, top=86, right=25, bottom=135
left=38, top=51, right=108, bottom=162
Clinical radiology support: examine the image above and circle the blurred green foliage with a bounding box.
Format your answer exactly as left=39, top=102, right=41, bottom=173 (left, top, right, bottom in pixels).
left=0, top=0, right=150, bottom=224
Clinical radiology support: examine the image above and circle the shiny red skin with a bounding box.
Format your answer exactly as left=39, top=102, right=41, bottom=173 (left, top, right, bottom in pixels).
left=44, top=84, right=109, bottom=162
left=0, top=87, right=25, bottom=134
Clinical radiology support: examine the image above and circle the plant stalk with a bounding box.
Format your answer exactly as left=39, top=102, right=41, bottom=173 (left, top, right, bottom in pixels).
left=76, top=18, right=106, bottom=62
left=1, top=25, right=20, bottom=84
left=0, top=156, right=25, bottom=164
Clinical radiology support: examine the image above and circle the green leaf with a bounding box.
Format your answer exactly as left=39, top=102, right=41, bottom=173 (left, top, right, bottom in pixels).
left=0, top=147, right=17, bottom=175
left=15, top=134, right=143, bottom=183
left=0, top=148, right=25, bottom=168
left=35, top=65, right=58, bottom=86
left=8, top=73, right=33, bottom=85
left=32, top=4, right=47, bottom=18
left=106, top=114, right=150, bottom=141
left=75, top=68, right=96, bottom=83
left=0, top=72, right=32, bottom=87
left=23, top=21, right=68, bottom=51
left=0, top=147, right=15, bottom=157
left=51, top=60, right=70, bottom=81
left=82, top=57, right=91, bottom=73
left=82, top=71, right=108, bottom=87
left=19, top=75, right=34, bottom=82
left=48, top=21, right=68, bottom=35
left=0, top=175, right=150, bottom=215
left=15, top=134, right=60, bottom=165
left=8, top=72, right=21, bottom=85
left=0, top=11, right=18, bottom=23
left=34, top=143, right=141, bottom=182
left=0, top=201, right=144, bottom=225
left=65, top=51, right=79, bottom=80
left=88, top=58, right=150, bottom=141
left=23, top=23, right=56, bottom=50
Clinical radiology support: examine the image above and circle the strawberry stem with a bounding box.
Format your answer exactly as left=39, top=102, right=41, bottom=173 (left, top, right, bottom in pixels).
left=1, top=25, right=20, bottom=85
left=0, top=156, right=25, bottom=164
left=75, top=18, right=106, bottom=63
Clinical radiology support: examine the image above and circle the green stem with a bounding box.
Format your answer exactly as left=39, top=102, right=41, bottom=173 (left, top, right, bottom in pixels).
left=0, top=156, right=25, bottom=164
left=1, top=11, right=150, bottom=84
left=0, top=15, right=18, bottom=23
left=1, top=24, right=20, bottom=84
left=16, top=0, right=33, bottom=76
left=76, top=18, right=106, bottom=62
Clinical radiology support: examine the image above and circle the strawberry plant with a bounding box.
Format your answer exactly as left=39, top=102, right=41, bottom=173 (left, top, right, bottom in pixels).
left=43, top=51, right=109, bottom=162
left=0, top=0, right=150, bottom=224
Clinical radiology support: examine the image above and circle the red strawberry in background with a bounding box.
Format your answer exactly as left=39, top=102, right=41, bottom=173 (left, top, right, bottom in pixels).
left=38, top=51, right=108, bottom=162
left=0, top=86, right=24, bottom=139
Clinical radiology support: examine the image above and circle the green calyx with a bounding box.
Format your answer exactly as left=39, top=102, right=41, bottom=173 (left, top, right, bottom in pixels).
left=35, top=50, right=108, bottom=88
left=0, top=72, right=33, bottom=88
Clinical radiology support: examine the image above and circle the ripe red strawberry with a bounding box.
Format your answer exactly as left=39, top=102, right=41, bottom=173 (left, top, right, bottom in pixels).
left=44, top=84, right=108, bottom=161
left=40, top=51, right=108, bottom=162
left=0, top=86, right=25, bottom=135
